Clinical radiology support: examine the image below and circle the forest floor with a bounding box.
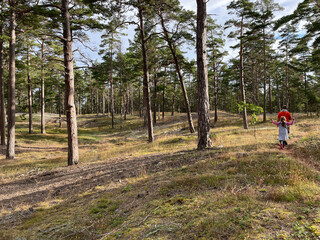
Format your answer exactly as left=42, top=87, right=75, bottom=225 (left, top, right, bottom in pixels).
left=0, top=111, right=320, bottom=239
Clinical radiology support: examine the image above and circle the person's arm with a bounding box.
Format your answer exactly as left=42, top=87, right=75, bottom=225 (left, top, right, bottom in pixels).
left=277, top=113, right=281, bottom=122
left=288, top=112, right=292, bottom=120
left=271, top=119, right=279, bottom=125
left=287, top=118, right=295, bottom=125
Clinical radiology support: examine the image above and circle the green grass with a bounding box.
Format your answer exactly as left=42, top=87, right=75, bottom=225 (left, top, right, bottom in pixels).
left=1, top=112, right=320, bottom=239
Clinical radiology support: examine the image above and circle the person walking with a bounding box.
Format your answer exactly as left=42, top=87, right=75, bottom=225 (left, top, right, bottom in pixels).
left=271, top=116, right=295, bottom=149
left=277, top=105, right=292, bottom=133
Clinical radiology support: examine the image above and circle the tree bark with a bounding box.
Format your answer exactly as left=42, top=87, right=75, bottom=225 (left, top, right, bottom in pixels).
left=102, top=88, right=105, bottom=115
left=159, top=11, right=195, bottom=133
left=268, top=74, right=272, bottom=114
left=130, top=83, right=133, bottom=115
left=153, top=70, right=157, bottom=125
left=196, top=0, right=212, bottom=149
left=0, top=12, right=5, bottom=145
left=7, top=8, right=16, bottom=158
left=138, top=1, right=154, bottom=142
left=285, top=41, right=289, bottom=107
left=263, top=28, right=267, bottom=121
left=239, top=15, right=248, bottom=129
left=58, top=81, right=62, bottom=128
left=171, top=80, right=175, bottom=116
left=27, top=45, right=33, bottom=134
left=62, top=0, right=79, bottom=165
left=41, top=38, right=45, bottom=133
left=162, top=70, right=165, bottom=120
left=110, top=44, right=114, bottom=128
left=213, top=61, right=218, bottom=123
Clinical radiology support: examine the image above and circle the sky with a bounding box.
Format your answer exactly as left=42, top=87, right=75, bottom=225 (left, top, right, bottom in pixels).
left=74, top=0, right=303, bottom=66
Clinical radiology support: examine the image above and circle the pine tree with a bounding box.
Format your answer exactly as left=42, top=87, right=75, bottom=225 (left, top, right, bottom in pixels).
left=196, top=0, right=212, bottom=149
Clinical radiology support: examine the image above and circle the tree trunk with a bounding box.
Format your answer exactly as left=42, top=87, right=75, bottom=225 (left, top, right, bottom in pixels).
left=213, top=62, right=218, bottom=123
left=153, top=70, right=157, bottom=125
left=196, top=0, right=212, bottom=149
left=41, top=38, right=45, bottom=133
left=96, top=88, right=99, bottom=115
left=139, top=79, right=142, bottom=118
left=90, top=85, right=93, bottom=114
left=171, top=79, right=175, bottom=116
left=110, top=45, right=114, bottom=128
left=0, top=13, right=5, bottom=145
left=6, top=8, right=16, bottom=159
left=285, top=42, right=289, bottom=108
left=268, top=74, right=272, bottom=114
left=263, top=28, right=267, bottom=121
left=27, top=45, right=33, bottom=134
left=102, top=88, right=105, bottom=115
left=58, top=82, right=62, bottom=128
left=130, top=83, right=133, bottom=115
left=239, top=15, right=248, bottom=129
left=159, top=11, right=195, bottom=133
left=162, top=71, right=165, bottom=120
left=138, top=1, right=154, bottom=142
left=62, top=0, right=79, bottom=165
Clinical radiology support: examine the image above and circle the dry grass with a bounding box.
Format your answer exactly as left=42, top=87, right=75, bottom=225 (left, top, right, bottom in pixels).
left=1, top=111, right=320, bottom=239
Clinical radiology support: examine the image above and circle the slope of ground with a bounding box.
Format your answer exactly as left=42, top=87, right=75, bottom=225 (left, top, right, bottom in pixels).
left=0, top=112, right=320, bottom=239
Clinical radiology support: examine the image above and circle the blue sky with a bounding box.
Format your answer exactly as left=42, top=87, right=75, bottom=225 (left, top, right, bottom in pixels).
left=74, top=0, right=302, bottom=66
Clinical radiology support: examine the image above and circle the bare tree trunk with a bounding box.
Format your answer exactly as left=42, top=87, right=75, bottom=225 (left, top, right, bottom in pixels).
left=6, top=8, right=16, bottom=159
left=0, top=13, right=6, bottom=144
left=62, top=0, right=79, bottom=165
left=139, top=80, right=142, bottom=118
left=268, top=74, right=272, bottom=114
left=153, top=70, right=157, bottom=125
left=41, top=38, right=45, bottom=133
left=304, top=68, right=308, bottom=113
left=138, top=1, right=154, bottom=142
left=263, top=28, right=267, bottom=121
left=162, top=72, right=165, bottom=120
left=110, top=45, right=114, bottom=128
left=130, top=83, right=133, bottom=115
left=196, top=0, right=212, bottom=149
left=239, top=15, right=248, bottom=129
left=159, top=11, right=195, bottom=133
left=102, top=88, right=105, bottom=115
left=171, top=80, right=175, bottom=116
left=213, top=62, right=218, bottom=123
left=58, top=82, right=62, bottom=128
left=96, top=88, right=99, bottom=115
left=27, top=45, right=33, bottom=134
left=106, top=86, right=109, bottom=116
left=90, top=85, right=93, bottom=114
left=78, top=93, right=81, bottom=115
left=285, top=42, right=289, bottom=108
left=255, top=60, right=259, bottom=104
left=124, top=87, right=128, bottom=120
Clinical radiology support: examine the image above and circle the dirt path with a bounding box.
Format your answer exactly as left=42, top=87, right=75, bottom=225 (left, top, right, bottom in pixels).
left=0, top=149, right=216, bottom=223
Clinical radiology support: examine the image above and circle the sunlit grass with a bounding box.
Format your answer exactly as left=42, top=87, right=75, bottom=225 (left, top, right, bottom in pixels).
left=1, top=111, right=320, bottom=239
